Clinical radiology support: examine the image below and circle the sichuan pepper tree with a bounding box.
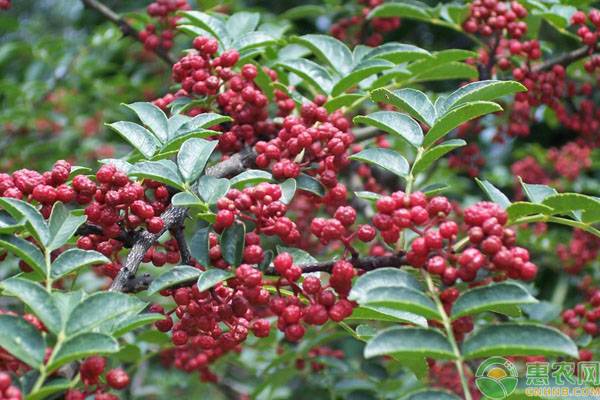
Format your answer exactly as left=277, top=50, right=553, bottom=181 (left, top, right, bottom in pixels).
left=0, top=0, right=599, bottom=399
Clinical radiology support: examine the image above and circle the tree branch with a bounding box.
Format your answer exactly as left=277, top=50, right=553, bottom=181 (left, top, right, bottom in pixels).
left=533, top=45, right=594, bottom=72
left=121, top=253, right=408, bottom=292
left=80, top=0, right=177, bottom=65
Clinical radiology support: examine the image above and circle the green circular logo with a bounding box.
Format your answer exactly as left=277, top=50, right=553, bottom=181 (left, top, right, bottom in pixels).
left=475, top=357, right=519, bottom=399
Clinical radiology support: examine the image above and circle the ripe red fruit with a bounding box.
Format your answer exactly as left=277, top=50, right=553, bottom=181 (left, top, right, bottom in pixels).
left=357, top=224, right=376, bottom=242
left=274, top=252, right=293, bottom=274
left=147, top=217, right=164, bottom=234
left=106, top=368, right=130, bottom=390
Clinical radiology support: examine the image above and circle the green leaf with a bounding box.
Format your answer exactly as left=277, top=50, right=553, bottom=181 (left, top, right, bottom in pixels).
left=171, top=112, right=231, bottom=138
left=125, top=102, right=169, bottom=142
left=368, top=2, right=432, bottom=22
left=233, top=31, right=277, bottom=52
left=277, top=58, right=333, bottom=94
left=53, top=291, right=86, bottom=327
left=281, top=5, right=326, bottom=19
left=0, top=234, right=45, bottom=276
left=348, top=306, right=428, bottom=327
left=276, top=246, right=318, bottom=265
left=364, top=326, right=455, bottom=359
left=197, top=268, right=234, bottom=292
left=451, top=282, right=537, bottom=320
left=0, top=197, right=49, bottom=245
left=520, top=180, right=557, bottom=203
left=401, top=389, right=461, bottom=400
left=462, top=323, right=579, bottom=359
left=332, top=59, right=394, bottom=96
left=47, top=202, right=87, bottom=251
left=51, top=249, right=108, bottom=279
left=324, top=93, right=365, bottom=112
left=0, top=211, right=22, bottom=234
left=354, top=111, right=423, bottom=148
left=362, top=286, right=441, bottom=320
left=230, top=170, right=272, bottom=188
left=0, top=314, right=45, bottom=368
left=47, top=333, right=118, bottom=373
left=225, top=11, right=260, bottom=38
left=27, top=379, right=71, bottom=400
left=171, top=192, right=203, bottom=208
left=354, top=191, right=382, bottom=201
left=221, top=222, right=245, bottom=266
left=279, top=178, right=296, bottom=205
left=506, top=202, right=554, bottom=220
left=177, top=138, right=218, bottom=183
left=413, top=62, right=477, bottom=82
left=442, top=80, right=526, bottom=112
left=349, top=268, right=421, bottom=303
left=190, top=228, right=210, bottom=267
left=365, top=43, right=431, bottom=64
left=292, top=34, right=353, bottom=75
left=180, top=11, right=231, bottom=48
left=421, top=183, right=448, bottom=196
left=65, top=292, right=146, bottom=336
left=0, top=278, right=61, bottom=334
left=370, top=88, right=435, bottom=126
left=542, top=193, right=600, bottom=223
left=349, top=148, right=409, bottom=178
left=296, top=173, right=325, bottom=197
left=129, top=160, right=185, bottom=191
left=423, top=101, right=502, bottom=148
left=113, top=313, right=163, bottom=337
left=475, top=178, right=511, bottom=209
left=106, top=121, right=160, bottom=159
left=197, top=175, right=230, bottom=204
left=412, top=139, right=466, bottom=174
left=147, top=265, right=201, bottom=295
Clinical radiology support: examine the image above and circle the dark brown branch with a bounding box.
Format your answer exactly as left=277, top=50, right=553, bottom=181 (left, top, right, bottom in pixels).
left=121, top=253, right=408, bottom=292
left=533, top=46, right=594, bottom=72
left=173, top=226, right=192, bottom=265
left=80, top=0, right=177, bottom=65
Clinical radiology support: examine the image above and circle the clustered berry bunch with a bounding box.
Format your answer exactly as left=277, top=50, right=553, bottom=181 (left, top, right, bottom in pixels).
left=462, top=0, right=528, bottom=38
left=65, top=357, right=130, bottom=400
left=371, top=192, right=538, bottom=285
left=215, top=183, right=301, bottom=246
left=558, top=229, right=600, bottom=274
left=0, top=161, right=73, bottom=213
left=331, top=0, right=400, bottom=46
left=0, top=0, right=10, bottom=11
left=572, top=10, right=600, bottom=52
left=254, top=101, right=353, bottom=182
left=0, top=372, right=21, bottom=400
left=138, top=0, right=190, bottom=51
left=151, top=250, right=355, bottom=380
left=154, top=37, right=294, bottom=154
left=75, top=164, right=173, bottom=278
left=428, top=361, right=479, bottom=399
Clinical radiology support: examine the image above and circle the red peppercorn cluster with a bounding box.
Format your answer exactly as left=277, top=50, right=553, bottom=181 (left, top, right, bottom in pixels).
left=141, top=238, right=181, bottom=269
left=294, top=346, right=345, bottom=372
left=462, top=0, right=528, bottom=38
left=547, top=142, right=592, bottom=181
left=562, top=293, right=600, bottom=337
left=331, top=0, right=400, bottom=46
left=0, top=0, right=10, bottom=10
left=447, top=143, right=486, bottom=177
left=271, top=254, right=355, bottom=338
left=572, top=10, right=600, bottom=50
left=64, top=357, right=130, bottom=400
left=254, top=100, right=353, bottom=181
left=215, top=183, right=300, bottom=246
left=138, top=0, right=190, bottom=51
left=74, top=164, right=172, bottom=277
left=0, top=161, right=73, bottom=214
left=154, top=37, right=293, bottom=154
left=557, top=229, right=600, bottom=274
left=370, top=193, right=537, bottom=285
left=0, top=372, right=21, bottom=400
